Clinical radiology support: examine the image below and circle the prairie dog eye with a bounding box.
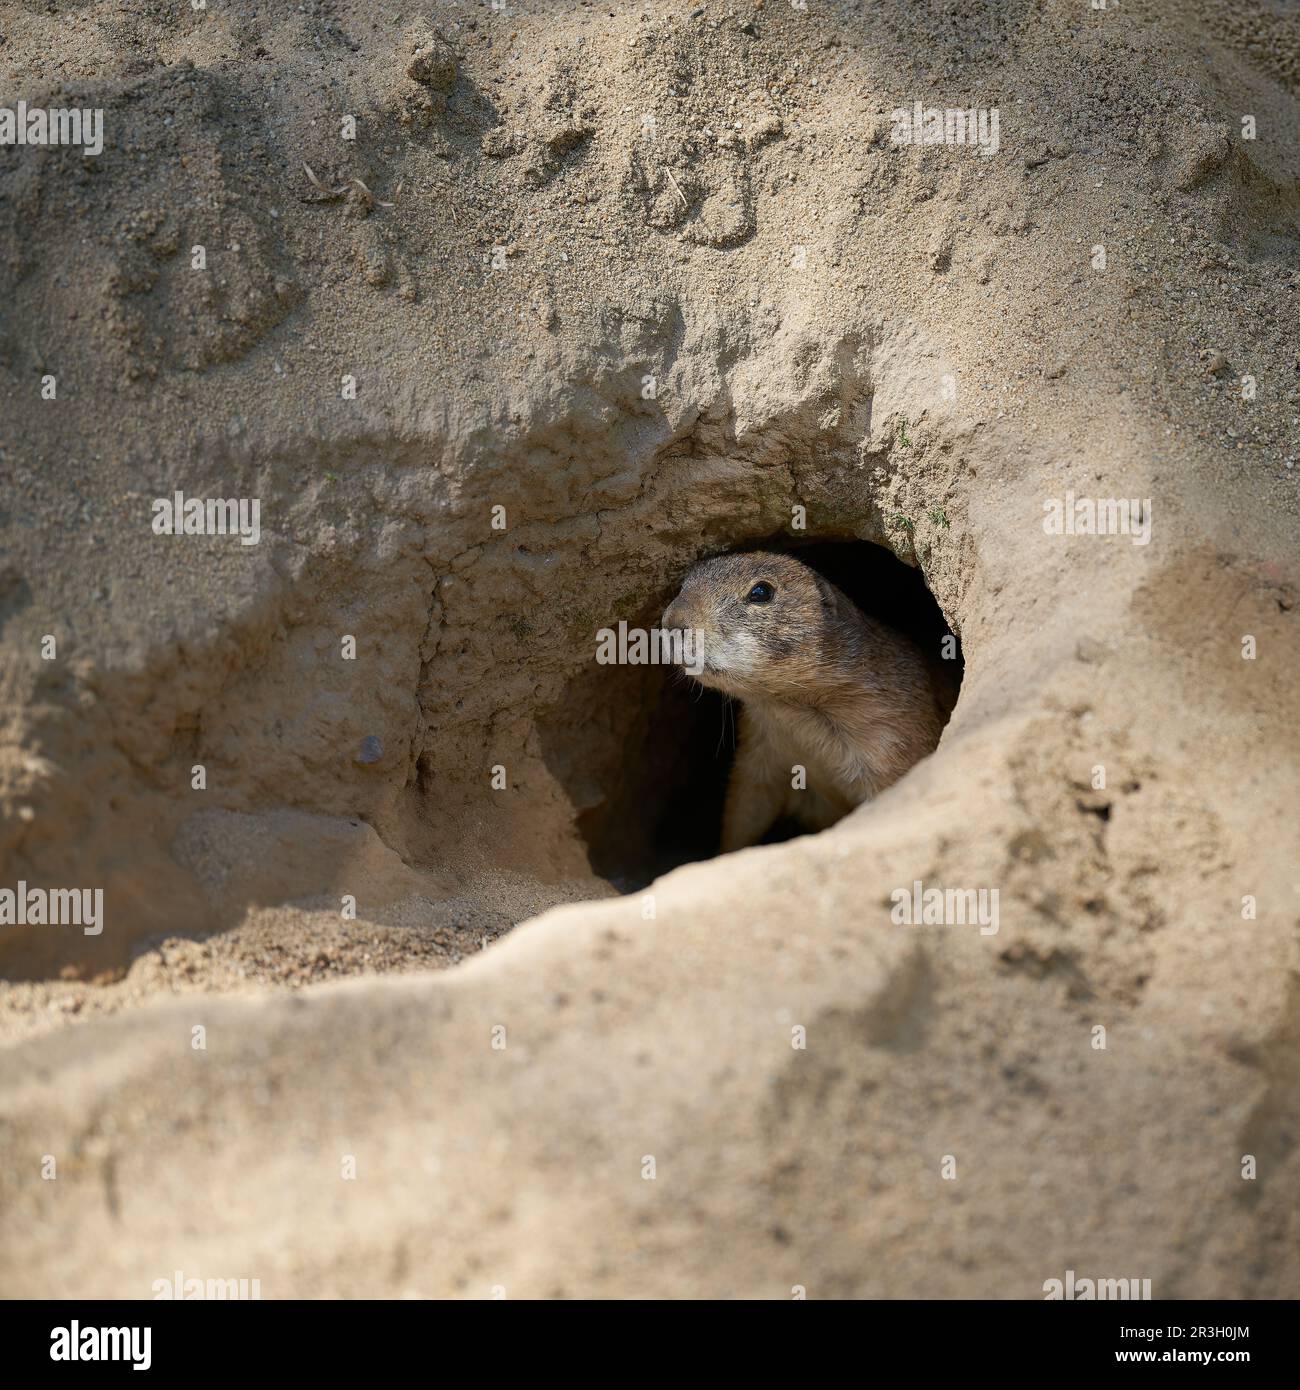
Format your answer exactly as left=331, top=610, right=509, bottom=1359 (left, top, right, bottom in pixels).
left=746, top=581, right=775, bottom=604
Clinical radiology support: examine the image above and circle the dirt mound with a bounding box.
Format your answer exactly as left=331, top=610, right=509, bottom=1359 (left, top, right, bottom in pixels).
left=1, top=0, right=1297, bottom=1297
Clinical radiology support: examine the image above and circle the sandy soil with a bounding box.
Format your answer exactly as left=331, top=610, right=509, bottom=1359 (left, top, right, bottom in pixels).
left=1, top=0, right=1298, bottom=1298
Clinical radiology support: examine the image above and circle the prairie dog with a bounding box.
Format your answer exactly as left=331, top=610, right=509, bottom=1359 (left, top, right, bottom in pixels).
left=661, top=550, right=949, bottom=851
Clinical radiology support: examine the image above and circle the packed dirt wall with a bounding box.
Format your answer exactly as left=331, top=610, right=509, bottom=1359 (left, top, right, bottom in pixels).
left=1, top=0, right=1297, bottom=1298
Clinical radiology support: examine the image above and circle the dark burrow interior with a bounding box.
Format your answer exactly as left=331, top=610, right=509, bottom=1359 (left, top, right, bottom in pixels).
left=574, top=538, right=963, bottom=891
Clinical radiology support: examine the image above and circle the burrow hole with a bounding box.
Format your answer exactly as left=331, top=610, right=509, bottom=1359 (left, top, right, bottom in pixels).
left=564, top=537, right=963, bottom=890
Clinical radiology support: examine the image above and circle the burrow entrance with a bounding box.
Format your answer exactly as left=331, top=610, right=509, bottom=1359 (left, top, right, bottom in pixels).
left=565, top=538, right=962, bottom=891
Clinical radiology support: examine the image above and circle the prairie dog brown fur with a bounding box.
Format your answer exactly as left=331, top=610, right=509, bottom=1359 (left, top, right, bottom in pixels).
left=662, top=550, right=949, bottom=852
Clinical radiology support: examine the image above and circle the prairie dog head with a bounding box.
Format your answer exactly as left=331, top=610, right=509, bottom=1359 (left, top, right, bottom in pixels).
left=661, top=550, right=854, bottom=699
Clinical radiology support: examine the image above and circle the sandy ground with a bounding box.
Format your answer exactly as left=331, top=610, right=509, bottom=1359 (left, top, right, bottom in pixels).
left=1, top=0, right=1298, bottom=1298
left=0, top=871, right=611, bottom=1045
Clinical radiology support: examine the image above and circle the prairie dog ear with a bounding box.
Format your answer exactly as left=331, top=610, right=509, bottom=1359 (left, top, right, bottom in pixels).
left=812, top=571, right=844, bottom=620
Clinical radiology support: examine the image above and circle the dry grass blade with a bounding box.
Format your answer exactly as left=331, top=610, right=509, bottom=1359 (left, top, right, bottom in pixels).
left=302, top=161, right=346, bottom=200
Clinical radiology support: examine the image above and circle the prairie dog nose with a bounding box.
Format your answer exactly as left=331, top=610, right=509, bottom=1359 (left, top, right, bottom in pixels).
left=662, top=595, right=693, bottom=632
